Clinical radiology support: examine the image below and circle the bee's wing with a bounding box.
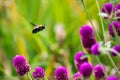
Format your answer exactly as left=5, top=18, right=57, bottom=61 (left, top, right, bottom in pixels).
left=31, top=22, right=37, bottom=26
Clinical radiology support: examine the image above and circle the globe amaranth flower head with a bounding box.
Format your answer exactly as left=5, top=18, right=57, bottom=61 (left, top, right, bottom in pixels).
left=79, top=25, right=96, bottom=53
left=91, top=43, right=100, bottom=55
left=73, top=72, right=82, bottom=80
left=115, top=3, right=120, bottom=21
left=54, top=66, right=68, bottom=80
left=105, top=75, right=119, bottom=80
left=108, top=21, right=120, bottom=37
left=32, top=67, right=45, bottom=79
left=101, top=3, right=114, bottom=19
left=74, top=51, right=88, bottom=70
left=94, top=64, right=105, bottom=80
left=110, top=45, right=120, bottom=56
left=12, top=55, right=30, bottom=76
left=79, top=62, right=93, bottom=78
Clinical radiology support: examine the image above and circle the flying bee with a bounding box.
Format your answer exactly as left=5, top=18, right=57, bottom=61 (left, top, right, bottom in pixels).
left=31, top=23, right=45, bottom=34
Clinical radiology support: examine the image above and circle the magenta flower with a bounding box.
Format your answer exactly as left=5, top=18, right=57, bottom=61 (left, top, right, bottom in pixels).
left=94, top=64, right=105, bottom=80
left=54, top=66, right=68, bottom=80
left=91, top=43, right=100, bottom=55
left=12, top=55, right=30, bottom=76
left=115, top=3, right=120, bottom=21
left=101, top=3, right=114, bottom=18
left=110, top=45, right=120, bottom=56
left=79, top=25, right=96, bottom=53
left=74, top=52, right=88, bottom=70
left=108, top=21, right=120, bottom=37
left=105, top=75, right=119, bottom=80
left=73, top=72, right=82, bottom=80
left=32, top=67, right=45, bottom=79
left=79, top=62, right=93, bottom=78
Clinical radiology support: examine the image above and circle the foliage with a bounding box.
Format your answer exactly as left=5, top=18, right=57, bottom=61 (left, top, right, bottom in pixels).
left=1, top=0, right=119, bottom=80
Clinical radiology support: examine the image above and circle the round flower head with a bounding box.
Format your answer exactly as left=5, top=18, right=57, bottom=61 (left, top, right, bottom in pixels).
left=110, top=45, right=120, bottom=56
left=74, top=52, right=88, bottom=70
left=12, top=55, right=30, bottom=76
left=101, top=3, right=114, bottom=18
left=79, top=25, right=96, bottom=53
left=73, top=72, right=82, bottom=80
left=108, top=21, right=120, bottom=37
left=91, top=43, right=100, bottom=55
left=94, top=64, right=105, bottom=80
left=54, top=66, right=68, bottom=80
left=32, top=67, right=44, bottom=79
left=79, top=62, right=93, bottom=78
left=105, top=75, right=119, bottom=80
left=115, top=3, right=120, bottom=21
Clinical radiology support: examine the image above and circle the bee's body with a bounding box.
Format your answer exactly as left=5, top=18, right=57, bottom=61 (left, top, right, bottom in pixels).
left=31, top=23, right=45, bottom=34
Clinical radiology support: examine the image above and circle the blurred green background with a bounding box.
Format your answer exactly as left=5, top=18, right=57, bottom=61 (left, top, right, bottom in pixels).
left=0, top=0, right=119, bottom=80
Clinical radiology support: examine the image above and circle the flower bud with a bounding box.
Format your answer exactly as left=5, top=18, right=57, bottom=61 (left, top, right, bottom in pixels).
left=12, top=55, right=30, bottom=76
left=91, top=43, right=100, bottom=55
left=74, top=52, right=88, bottom=70
left=79, top=62, right=93, bottom=78
left=79, top=25, right=96, bottom=53
left=108, top=21, right=120, bottom=37
left=32, top=67, right=45, bottom=79
left=54, top=24, right=66, bottom=43
left=115, top=3, right=120, bottom=21
left=105, top=75, right=119, bottom=80
left=94, top=64, right=105, bottom=80
left=101, top=3, right=114, bottom=19
left=54, top=66, right=68, bottom=80
left=73, top=72, right=82, bottom=80
left=110, top=45, right=120, bottom=56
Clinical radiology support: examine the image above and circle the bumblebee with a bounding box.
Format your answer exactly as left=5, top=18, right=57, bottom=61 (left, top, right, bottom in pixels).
left=31, top=23, right=45, bottom=34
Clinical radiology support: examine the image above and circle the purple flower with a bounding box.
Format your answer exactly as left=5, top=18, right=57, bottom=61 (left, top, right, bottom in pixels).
left=108, top=21, right=120, bottom=37
left=54, top=66, right=68, bottom=80
left=105, top=75, right=119, bottom=80
left=79, top=62, right=93, bottom=78
left=12, top=55, right=30, bottom=76
left=73, top=72, right=82, bottom=80
left=101, top=3, right=114, bottom=18
left=79, top=25, right=96, bottom=53
left=115, top=3, right=120, bottom=21
left=94, top=64, right=105, bottom=80
left=74, top=52, right=88, bottom=70
left=110, top=45, right=120, bottom=56
left=32, top=67, right=45, bottom=79
left=91, top=43, right=100, bottom=55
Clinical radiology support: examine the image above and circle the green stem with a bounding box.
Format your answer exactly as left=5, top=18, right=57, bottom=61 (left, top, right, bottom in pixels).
left=95, top=0, right=106, bottom=43
left=83, top=77, right=86, bottom=80
left=96, top=56, right=102, bottom=65
left=108, top=54, right=120, bottom=74
left=81, top=0, right=101, bottom=41
left=90, top=74, right=95, bottom=80
left=101, top=47, right=120, bottom=74
left=27, top=73, right=33, bottom=80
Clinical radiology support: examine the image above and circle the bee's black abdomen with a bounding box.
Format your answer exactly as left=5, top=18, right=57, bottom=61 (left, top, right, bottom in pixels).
left=32, top=28, right=39, bottom=33
left=32, top=26, right=45, bottom=34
